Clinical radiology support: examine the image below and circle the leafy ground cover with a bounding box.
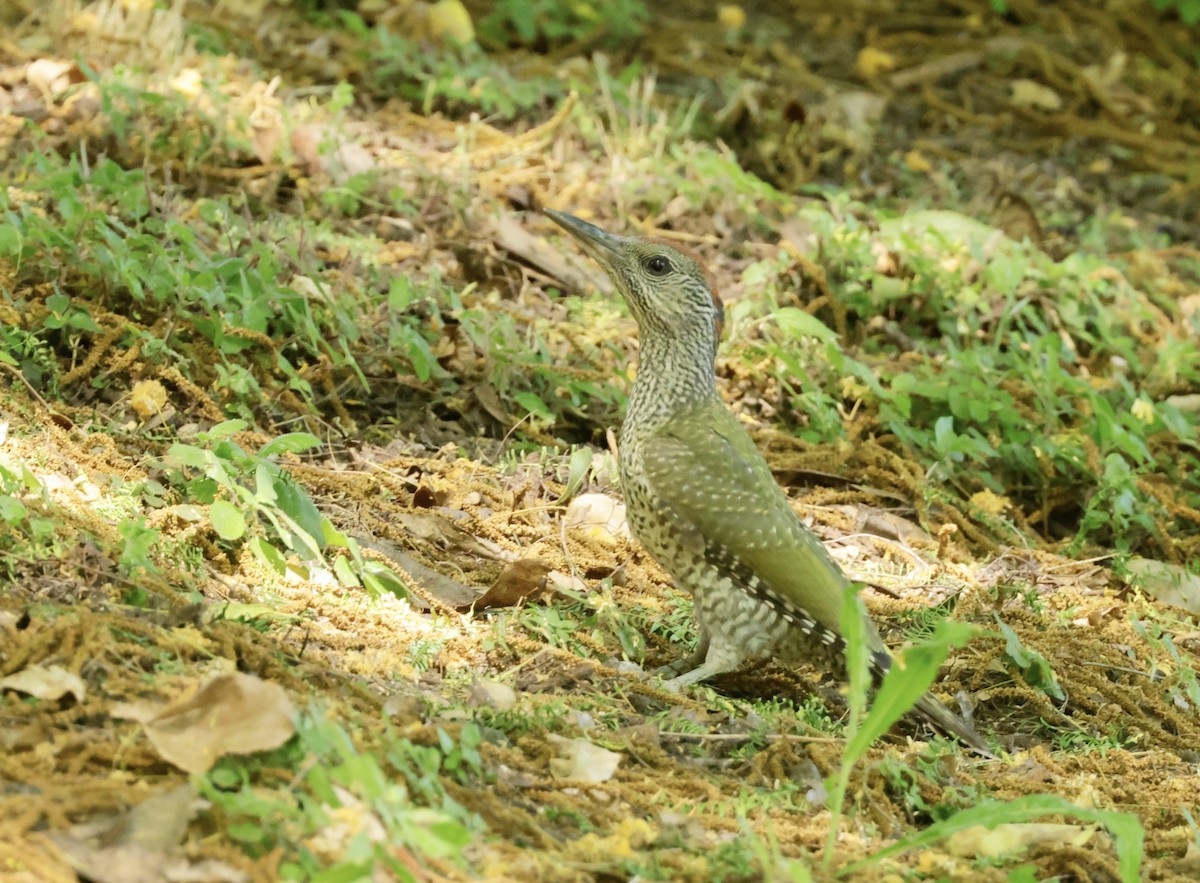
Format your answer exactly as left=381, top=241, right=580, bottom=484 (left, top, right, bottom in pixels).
left=1, top=0, right=1199, bottom=880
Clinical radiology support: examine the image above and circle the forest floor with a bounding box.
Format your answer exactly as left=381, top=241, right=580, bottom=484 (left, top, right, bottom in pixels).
left=1, top=0, right=1199, bottom=881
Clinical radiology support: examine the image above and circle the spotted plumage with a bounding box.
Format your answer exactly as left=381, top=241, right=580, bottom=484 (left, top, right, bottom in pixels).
left=545, top=209, right=989, bottom=753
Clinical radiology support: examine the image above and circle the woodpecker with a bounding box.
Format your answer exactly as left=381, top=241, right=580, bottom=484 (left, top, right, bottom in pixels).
left=546, top=208, right=989, bottom=752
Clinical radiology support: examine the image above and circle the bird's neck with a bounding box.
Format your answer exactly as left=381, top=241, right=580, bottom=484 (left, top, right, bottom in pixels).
left=625, top=331, right=718, bottom=432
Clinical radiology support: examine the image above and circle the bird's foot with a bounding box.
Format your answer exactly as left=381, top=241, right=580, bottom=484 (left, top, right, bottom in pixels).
left=659, top=657, right=742, bottom=692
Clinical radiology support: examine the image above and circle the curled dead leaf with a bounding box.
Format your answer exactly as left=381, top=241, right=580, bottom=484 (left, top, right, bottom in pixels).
left=467, top=558, right=552, bottom=610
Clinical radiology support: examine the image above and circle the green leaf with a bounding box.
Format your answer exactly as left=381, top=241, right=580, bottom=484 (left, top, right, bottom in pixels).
left=311, top=861, right=373, bottom=883
left=839, top=585, right=871, bottom=761
left=255, top=462, right=278, bottom=505
left=824, top=585, right=872, bottom=870
left=259, top=432, right=322, bottom=457
left=68, top=309, right=102, bottom=332
left=186, top=477, right=219, bottom=504
left=774, top=307, right=840, bottom=343
left=846, top=619, right=975, bottom=761
left=559, top=446, right=593, bottom=501
left=510, top=2, right=538, bottom=41
left=227, top=822, right=264, bottom=844
left=205, top=419, right=248, bottom=441
left=209, top=500, right=247, bottom=540
left=996, top=616, right=1065, bottom=700
left=364, top=561, right=409, bottom=599
left=333, top=555, right=359, bottom=587
left=274, top=475, right=324, bottom=547
left=166, top=443, right=209, bottom=470
left=0, top=221, right=21, bottom=257
left=0, top=495, right=28, bottom=523
left=322, top=518, right=350, bottom=548
left=514, top=391, right=554, bottom=422
left=249, top=536, right=287, bottom=575
left=261, top=506, right=322, bottom=560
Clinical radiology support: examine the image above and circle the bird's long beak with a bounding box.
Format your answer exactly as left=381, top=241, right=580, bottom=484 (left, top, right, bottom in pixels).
left=544, top=209, right=624, bottom=265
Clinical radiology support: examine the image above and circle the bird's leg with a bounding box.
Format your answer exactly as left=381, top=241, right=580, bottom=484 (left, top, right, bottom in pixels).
left=653, top=625, right=710, bottom=678
left=660, top=633, right=744, bottom=691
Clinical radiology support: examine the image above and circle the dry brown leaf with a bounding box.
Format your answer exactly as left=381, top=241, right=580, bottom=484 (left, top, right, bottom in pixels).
left=49, top=837, right=246, bottom=883
left=1010, top=79, right=1062, bottom=111
left=855, top=46, right=897, bottom=78
left=469, top=678, right=517, bottom=711
left=26, top=59, right=83, bottom=96
left=564, top=493, right=630, bottom=544
left=856, top=507, right=934, bottom=545
left=0, top=664, right=86, bottom=703
left=115, top=673, right=294, bottom=774
left=946, top=822, right=1096, bottom=859
left=47, top=784, right=243, bottom=883
left=468, top=558, right=552, bottom=610
left=392, top=510, right=506, bottom=560
left=484, top=212, right=614, bottom=297
left=547, top=735, right=621, bottom=782
left=122, top=785, right=199, bottom=850
left=1126, top=557, right=1200, bottom=614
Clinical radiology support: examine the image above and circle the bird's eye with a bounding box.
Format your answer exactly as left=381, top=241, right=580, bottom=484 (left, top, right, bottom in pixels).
left=644, top=255, right=671, bottom=276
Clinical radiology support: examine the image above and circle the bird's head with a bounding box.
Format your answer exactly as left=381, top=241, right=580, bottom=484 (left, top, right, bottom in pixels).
left=545, top=209, right=725, bottom=358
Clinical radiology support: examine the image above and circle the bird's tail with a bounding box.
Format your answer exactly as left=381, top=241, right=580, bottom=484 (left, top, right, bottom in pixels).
left=914, top=691, right=994, bottom=757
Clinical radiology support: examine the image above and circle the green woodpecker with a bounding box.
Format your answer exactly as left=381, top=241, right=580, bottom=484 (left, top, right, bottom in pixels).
left=546, top=208, right=989, bottom=753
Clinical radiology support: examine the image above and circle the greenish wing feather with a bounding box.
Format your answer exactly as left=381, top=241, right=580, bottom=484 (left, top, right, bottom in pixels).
left=641, top=401, right=867, bottom=641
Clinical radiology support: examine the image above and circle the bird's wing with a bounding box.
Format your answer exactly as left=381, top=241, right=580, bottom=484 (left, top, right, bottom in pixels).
left=640, top=403, right=995, bottom=753
left=640, top=400, right=876, bottom=645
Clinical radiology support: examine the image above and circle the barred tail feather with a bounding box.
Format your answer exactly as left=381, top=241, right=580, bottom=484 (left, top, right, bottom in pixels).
left=915, top=692, right=994, bottom=757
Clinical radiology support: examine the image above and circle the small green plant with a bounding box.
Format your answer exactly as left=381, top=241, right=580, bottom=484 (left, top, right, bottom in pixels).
left=1152, top=0, right=1200, bottom=26
left=200, top=710, right=480, bottom=878
left=406, top=638, right=444, bottom=672
left=821, top=589, right=1144, bottom=878
left=163, top=421, right=408, bottom=598
left=166, top=421, right=325, bottom=559
left=479, top=0, right=649, bottom=49
left=1130, top=619, right=1200, bottom=715
left=821, top=586, right=977, bottom=871
left=732, top=202, right=1198, bottom=558
left=517, top=602, right=590, bottom=652
left=366, top=31, right=560, bottom=119
left=387, top=723, right=487, bottom=795
left=644, top=591, right=699, bottom=649
left=0, top=461, right=62, bottom=577
left=0, top=325, right=59, bottom=395
left=117, top=517, right=162, bottom=576
left=995, top=616, right=1065, bottom=701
